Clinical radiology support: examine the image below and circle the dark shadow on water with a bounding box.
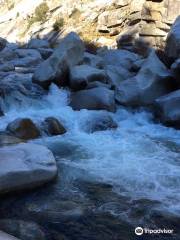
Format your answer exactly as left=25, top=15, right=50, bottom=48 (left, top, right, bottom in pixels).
left=0, top=31, right=179, bottom=240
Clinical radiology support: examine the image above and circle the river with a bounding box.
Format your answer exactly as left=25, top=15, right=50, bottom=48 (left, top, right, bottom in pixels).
left=0, top=84, right=180, bottom=240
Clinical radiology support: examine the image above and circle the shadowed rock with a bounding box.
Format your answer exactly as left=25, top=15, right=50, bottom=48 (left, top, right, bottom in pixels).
left=83, top=52, right=104, bottom=69
left=0, top=109, right=4, bottom=116
left=171, top=58, right=180, bottom=88
left=27, top=39, right=50, bottom=49
left=165, top=16, right=180, bottom=60
left=0, top=37, right=7, bottom=51
left=155, top=89, right=180, bottom=129
left=43, top=117, right=67, bottom=136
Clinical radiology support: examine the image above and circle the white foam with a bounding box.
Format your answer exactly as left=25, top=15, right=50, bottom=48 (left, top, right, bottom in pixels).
left=0, top=84, right=180, bottom=215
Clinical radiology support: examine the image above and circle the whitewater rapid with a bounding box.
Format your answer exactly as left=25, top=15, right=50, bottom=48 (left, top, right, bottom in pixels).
left=0, top=84, right=180, bottom=216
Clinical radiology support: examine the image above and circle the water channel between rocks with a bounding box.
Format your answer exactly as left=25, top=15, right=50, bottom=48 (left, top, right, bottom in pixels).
left=0, top=85, right=180, bottom=240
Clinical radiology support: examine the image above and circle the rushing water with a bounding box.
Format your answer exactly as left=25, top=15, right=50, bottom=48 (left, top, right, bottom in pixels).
left=0, top=84, right=180, bottom=239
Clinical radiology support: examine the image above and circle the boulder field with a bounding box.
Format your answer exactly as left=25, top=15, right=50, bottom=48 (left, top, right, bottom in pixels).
left=0, top=0, right=180, bottom=50
left=0, top=2, right=179, bottom=239
left=0, top=16, right=180, bottom=196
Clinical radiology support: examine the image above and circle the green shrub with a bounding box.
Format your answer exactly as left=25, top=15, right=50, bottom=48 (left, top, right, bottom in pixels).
left=25, top=2, right=49, bottom=32
left=34, top=2, right=49, bottom=22
left=84, top=40, right=99, bottom=54
left=53, top=17, right=64, bottom=31
left=70, top=8, right=81, bottom=19
left=8, top=2, right=14, bottom=10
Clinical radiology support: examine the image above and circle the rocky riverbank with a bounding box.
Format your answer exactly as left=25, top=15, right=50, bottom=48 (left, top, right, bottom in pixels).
left=0, top=3, right=180, bottom=239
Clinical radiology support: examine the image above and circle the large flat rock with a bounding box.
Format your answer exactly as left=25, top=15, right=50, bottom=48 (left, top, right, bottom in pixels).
left=0, top=143, right=57, bottom=194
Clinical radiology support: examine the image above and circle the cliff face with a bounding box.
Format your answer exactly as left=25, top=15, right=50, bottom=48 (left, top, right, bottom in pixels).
left=0, top=0, right=180, bottom=47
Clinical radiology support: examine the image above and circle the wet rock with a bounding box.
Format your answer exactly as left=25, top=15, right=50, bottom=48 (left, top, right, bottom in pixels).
left=0, top=37, right=7, bottom=51
left=27, top=39, right=50, bottom=49
left=0, top=73, right=32, bottom=90
left=43, top=117, right=67, bottom=136
left=83, top=112, right=118, bottom=133
left=116, top=51, right=172, bottom=106
left=0, top=134, right=23, bottom=147
left=33, top=32, right=85, bottom=89
left=69, top=65, right=109, bottom=91
left=150, top=210, right=180, bottom=237
left=0, top=219, right=46, bottom=240
left=6, top=118, right=40, bottom=140
left=0, top=143, right=57, bottom=194
left=165, top=16, right=180, bottom=60
left=27, top=200, right=85, bottom=222
left=70, top=87, right=116, bottom=112
left=155, top=90, right=180, bottom=129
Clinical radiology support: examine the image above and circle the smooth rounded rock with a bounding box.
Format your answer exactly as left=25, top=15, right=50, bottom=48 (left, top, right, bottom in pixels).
left=43, top=117, right=67, bottom=136
left=6, top=118, right=40, bottom=140
left=0, top=143, right=57, bottom=194
left=83, top=112, right=118, bottom=133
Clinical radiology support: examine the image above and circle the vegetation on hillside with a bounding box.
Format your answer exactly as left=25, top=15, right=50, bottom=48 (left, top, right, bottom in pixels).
left=53, top=17, right=64, bottom=31
left=27, top=2, right=49, bottom=29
